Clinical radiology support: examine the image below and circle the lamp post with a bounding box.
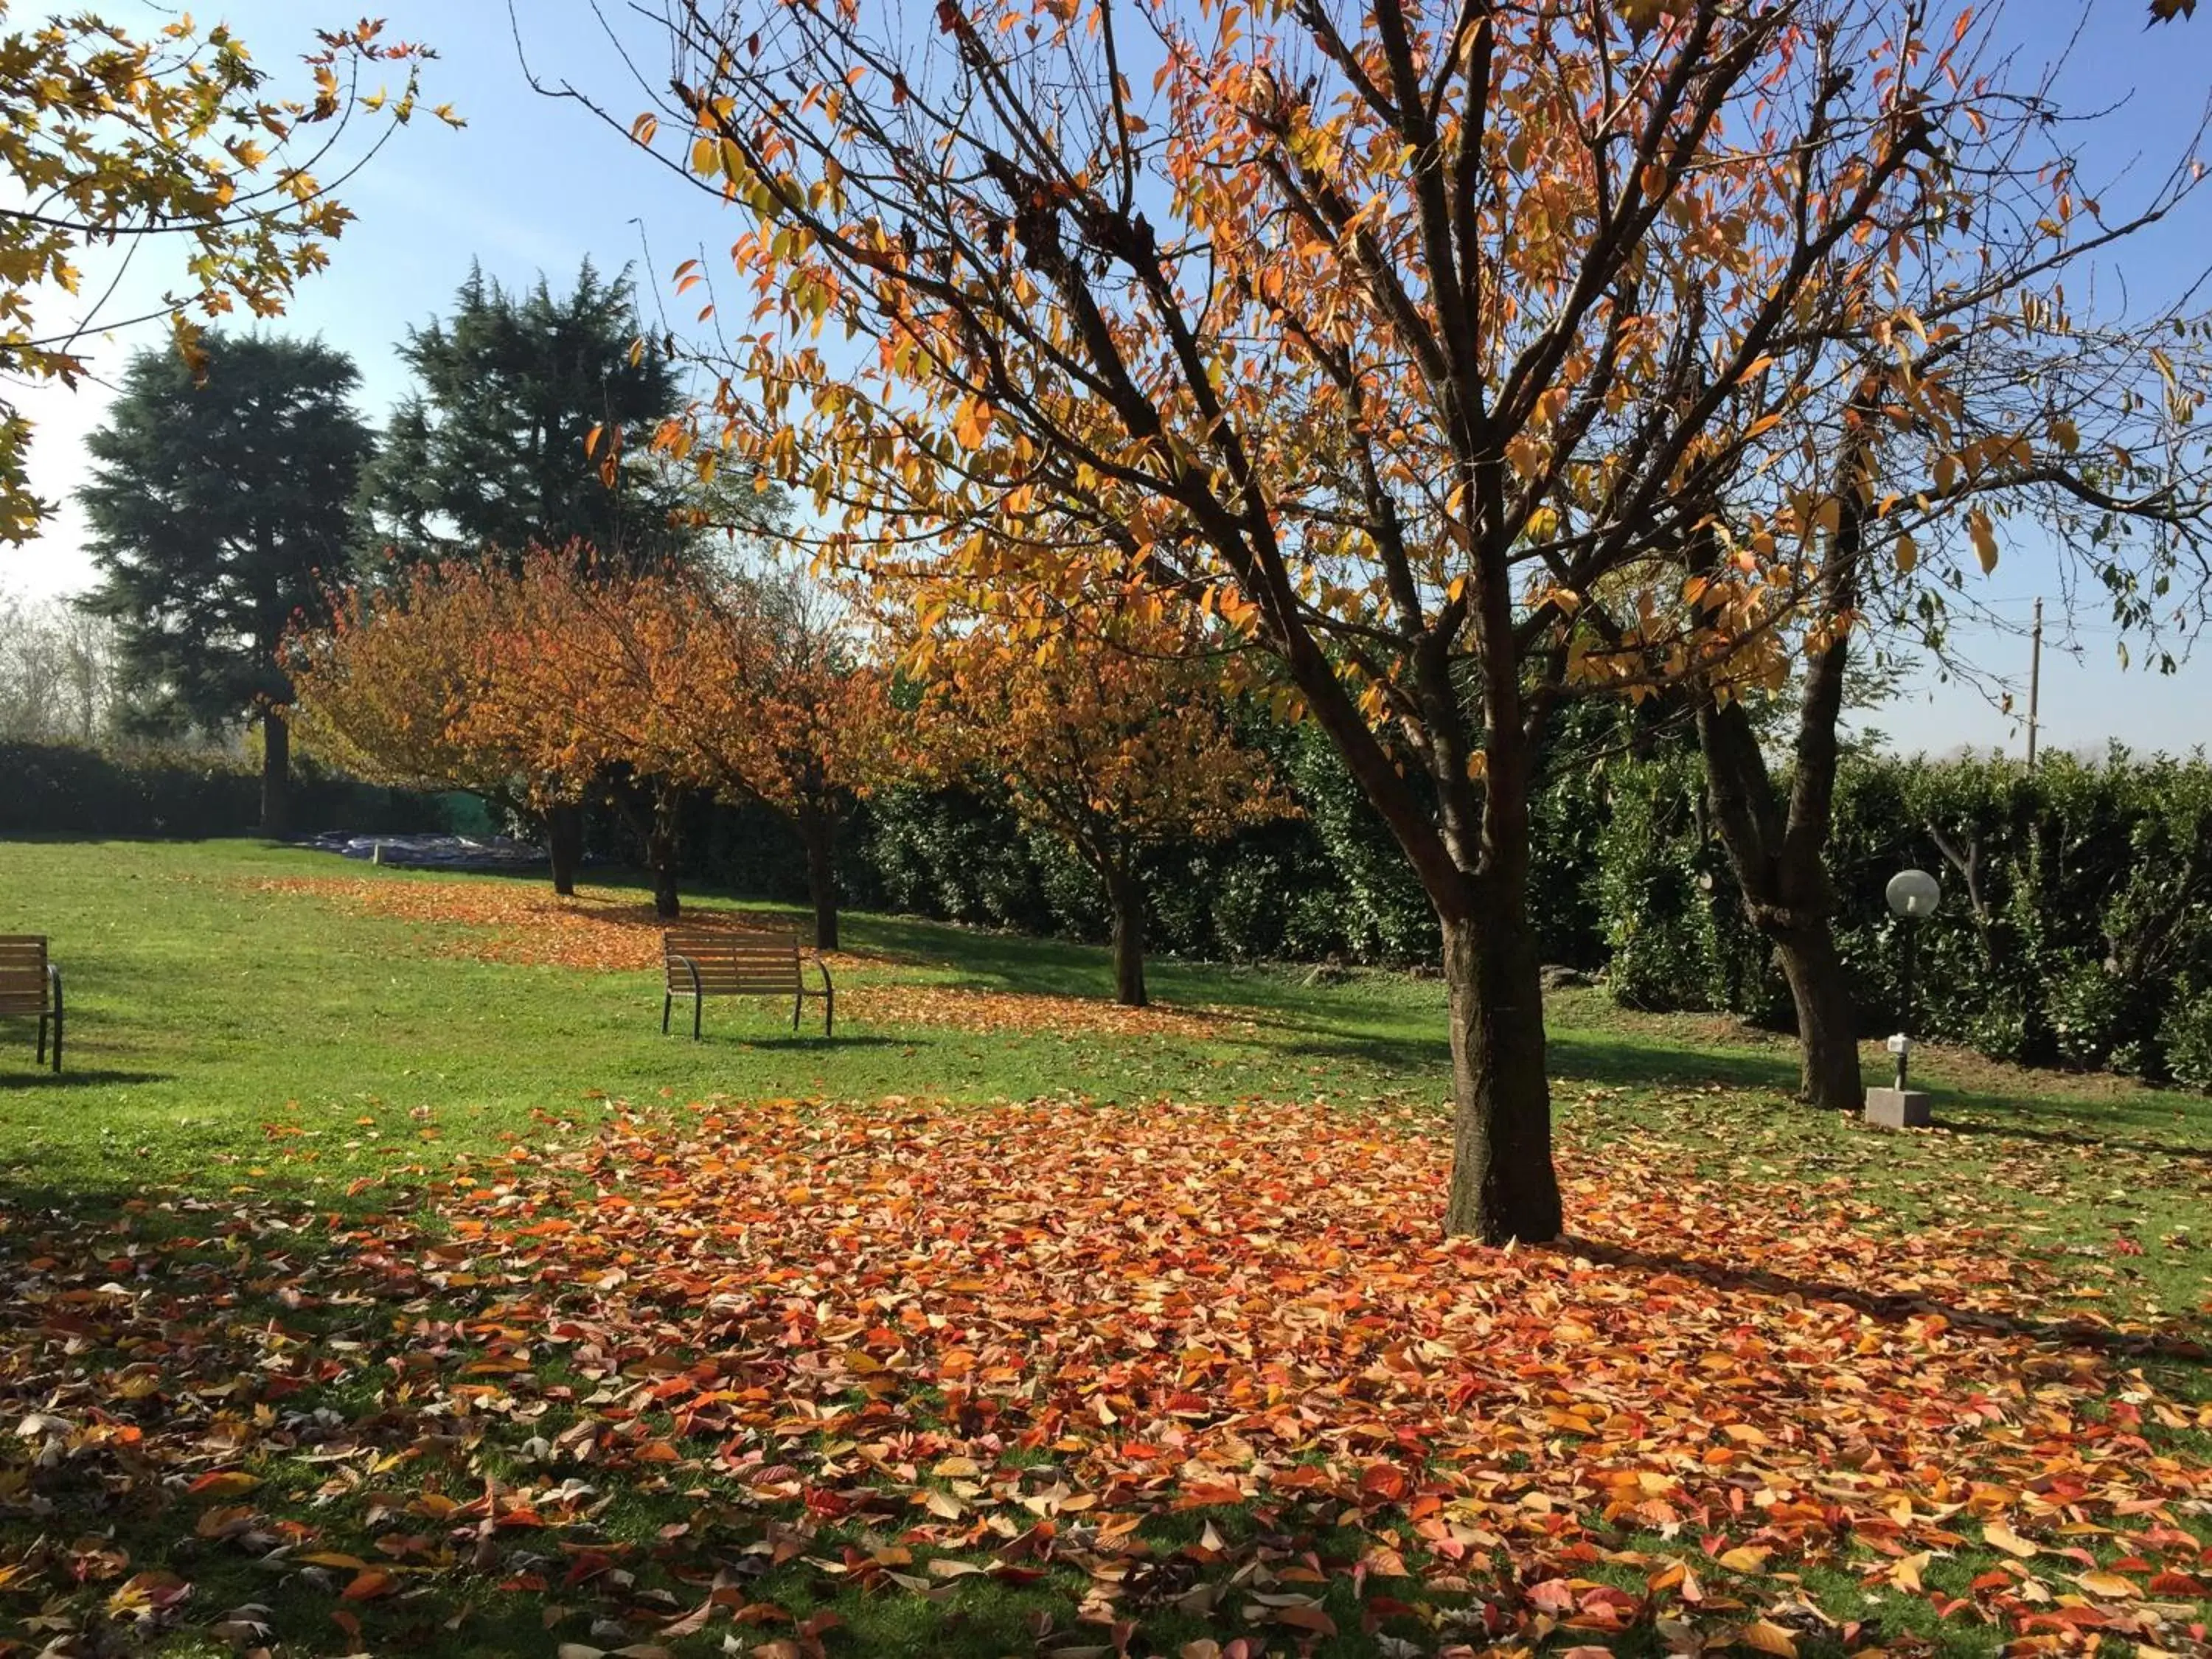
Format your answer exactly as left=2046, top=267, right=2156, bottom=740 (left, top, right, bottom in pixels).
left=1869, top=868, right=1941, bottom=1126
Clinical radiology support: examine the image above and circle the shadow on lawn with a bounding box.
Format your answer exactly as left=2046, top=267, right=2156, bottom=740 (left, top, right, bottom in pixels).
left=0, top=1067, right=171, bottom=1091
left=1930, top=1113, right=2212, bottom=1165
left=0, top=1180, right=1310, bottom=1659
left=687, top=1033, right=908, bottom=1051
left=1565, top=1236, right=2212, bottom=1365
left=1272, top=1020, right=1808, bottom=1096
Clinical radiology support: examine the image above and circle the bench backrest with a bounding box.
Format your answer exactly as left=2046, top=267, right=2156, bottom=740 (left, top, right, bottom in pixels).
left=0, top=936, right=49, bottom=1015
left=664, top=928, right=800, bottom=995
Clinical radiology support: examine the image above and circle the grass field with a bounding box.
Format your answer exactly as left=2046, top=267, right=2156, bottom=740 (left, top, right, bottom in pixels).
left=1, top=838, right=2208, bottom=1658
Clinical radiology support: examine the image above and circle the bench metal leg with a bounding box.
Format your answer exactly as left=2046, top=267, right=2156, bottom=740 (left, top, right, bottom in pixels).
left=792, top=992, right=801, bottom=1032
left=46, top=967, right=60, bottom=1073
left=824, top=987, right=834, bottom=1039
left=35, top=1014, right=45, bottom=1068
left=693, top=995, right=702, bottom=1042
left=661, top=992, right=672, bottom=1034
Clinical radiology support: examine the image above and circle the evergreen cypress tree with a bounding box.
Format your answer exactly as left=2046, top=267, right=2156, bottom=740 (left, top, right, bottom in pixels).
left=78, top=333, right=372, bottom=834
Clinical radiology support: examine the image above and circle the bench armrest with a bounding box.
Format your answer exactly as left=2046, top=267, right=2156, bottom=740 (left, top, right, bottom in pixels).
left=667, top=952, right=703, bottom=1001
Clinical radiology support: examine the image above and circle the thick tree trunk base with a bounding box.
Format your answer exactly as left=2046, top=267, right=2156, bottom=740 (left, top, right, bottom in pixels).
left=1776, top=924, right=1865, bottom=1110
left=1439, top=912, right=1562, bottom=1244
left=546, top=804, right=583, bottom=898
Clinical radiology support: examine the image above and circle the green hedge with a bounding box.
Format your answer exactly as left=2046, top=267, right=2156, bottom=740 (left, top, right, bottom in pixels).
left=0, top=740, right=447, bottom=839
left=1593, top=748, right=2212, bottom=1085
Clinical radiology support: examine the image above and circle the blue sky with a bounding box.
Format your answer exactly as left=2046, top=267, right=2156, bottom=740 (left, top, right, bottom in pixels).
left=4, top=0, right=2210, bottom=759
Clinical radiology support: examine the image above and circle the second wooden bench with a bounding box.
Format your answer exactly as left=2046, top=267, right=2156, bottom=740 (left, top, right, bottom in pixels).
left=661, top=927, right=833, bottom=1039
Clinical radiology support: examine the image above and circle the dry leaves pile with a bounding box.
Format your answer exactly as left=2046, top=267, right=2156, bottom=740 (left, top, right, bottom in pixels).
left=243, top=875, right=1251, bottom=1039
left=835, top=985, right=1257, bottom=1040
left=243, top=877, right=738, bottom=974
left=2, top=1096, right=2208, bottom=1658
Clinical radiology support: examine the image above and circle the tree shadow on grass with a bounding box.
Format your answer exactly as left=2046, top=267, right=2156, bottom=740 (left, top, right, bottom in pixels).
left=0, top=1067, right=171, bottom=1091
left=1562, top=1235, right=2212, bottom=1366
left=1927, top=1113, right=2212, bottom=1166
left=0, top=1178, right=1366, bottom=1659
left=1269, top=1022, right=1807, bottom=1096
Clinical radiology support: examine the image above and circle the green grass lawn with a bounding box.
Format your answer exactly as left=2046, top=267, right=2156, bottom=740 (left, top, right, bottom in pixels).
left=1, top=837, right=2208, bottom=1658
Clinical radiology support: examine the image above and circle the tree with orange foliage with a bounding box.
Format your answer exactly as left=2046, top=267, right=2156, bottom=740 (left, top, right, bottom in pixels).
left=901, top=609, right=1287, bottom=1006
left=293, top=549, right=887, bottom=931
left=548, top=0, right=2212, bottom=1237
left=286, top=556, right=597, bottom=891
left=459, top=553, right=888, bottom=940
left=651, top=573, right=891, bottom=951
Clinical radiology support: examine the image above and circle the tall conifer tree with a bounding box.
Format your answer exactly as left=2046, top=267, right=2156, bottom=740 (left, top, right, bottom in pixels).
left=79, top=334, right=372, bottom=833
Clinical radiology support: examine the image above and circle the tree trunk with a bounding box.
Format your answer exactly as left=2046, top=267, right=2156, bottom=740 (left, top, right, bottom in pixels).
left=799, top=807, right=839, bottom=951
left=546, top=803, right=583, bottom=897
left=1697, top=695, right=1867, bottom=1111
left=646, top=789, right=681, bottom=920
left=260, top=709, right=291, bottom=838
left=1775, top=920, right=1865, bottom=1110
left=1439, top=903, right=1562, bottom=1242
left=1105, top=866, right=1147, bottom=1008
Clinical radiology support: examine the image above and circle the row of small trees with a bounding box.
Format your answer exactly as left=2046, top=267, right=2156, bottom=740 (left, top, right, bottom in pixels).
left=71, top=265, right=707, bottom=836
left=284, top=552, right=1283, bottom=992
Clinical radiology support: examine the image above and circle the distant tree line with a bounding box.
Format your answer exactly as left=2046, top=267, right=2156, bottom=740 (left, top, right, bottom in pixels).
left=66, top=261, right=740, bottom=838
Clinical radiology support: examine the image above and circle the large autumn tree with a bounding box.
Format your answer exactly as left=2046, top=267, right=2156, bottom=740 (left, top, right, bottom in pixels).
left=900, top=605, right=1287, bottom=1006
left=0, top=11, right=452, bottom=545
left=555, top=0, right=2173, bottom=1239
left=80, top=333, right=374, bottom=832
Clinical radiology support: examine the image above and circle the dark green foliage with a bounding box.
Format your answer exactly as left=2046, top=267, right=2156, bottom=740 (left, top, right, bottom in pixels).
left=1277, top=722, right=1440, bottom=963
left=359, top=262, right=693, bottom=567
left=2160, top=989, right=2212, bottom=1091
left=1600, top=748, right=2212, bottom=1088
left=1596, top=757, right=1729, bottom=1012
left=76, top=333, right=372, bottom=738
left=0, top=740, right=445, bottom=838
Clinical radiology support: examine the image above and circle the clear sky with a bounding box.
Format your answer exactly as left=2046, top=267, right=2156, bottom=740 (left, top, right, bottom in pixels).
left=3, top=0, right=2209, bottom=759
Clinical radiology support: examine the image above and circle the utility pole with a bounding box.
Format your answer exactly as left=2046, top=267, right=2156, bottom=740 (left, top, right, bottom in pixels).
left=2026, top=596, right=2042, bottom=770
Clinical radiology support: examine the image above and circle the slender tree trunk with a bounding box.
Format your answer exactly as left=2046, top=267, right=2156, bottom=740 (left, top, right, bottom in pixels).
left=1439, top=895, right=1562, bottom=1242
left=260, top=708, right=291, bottom=837
left=1697, top=695, right=1866, bottom=1110
left=1775, top=919, right=1865, bottom=1110
left=1104, top=865, right=1147, bottom=1008
left=546, top=803, right=584, bottom=897
left=609, top=773, right=683, bottom=919
left=799, top=806, right=839, bottom=951
left=647, top=787, right=681, bottom=920
left=1690, top=378, right=1879, bottom=1113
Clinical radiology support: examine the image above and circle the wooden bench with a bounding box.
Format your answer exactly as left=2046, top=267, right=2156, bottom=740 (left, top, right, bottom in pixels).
left=0, top=936, right=63, bottom=1073
left=662, top=927, right=833, bottom=1039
